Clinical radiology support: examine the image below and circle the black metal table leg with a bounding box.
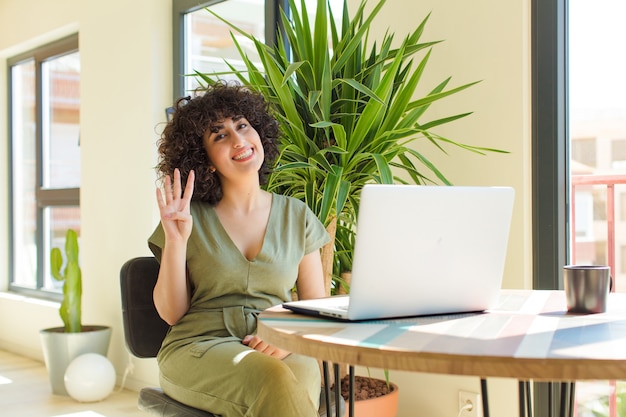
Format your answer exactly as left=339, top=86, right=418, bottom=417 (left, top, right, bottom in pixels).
left=322, top=361, right=331, bottom=416
left=549, top=382, right=554, bottom=417
left=519, top=381, right=526, bottom=417
left=322, top=362, right=354, bottom=417
left=559, top=382, right=575, bottom=417
left=349, top=366, right=355, bottom=417
left=568, top=383, right=576, bottom=417
left=481, top=378, right=490, bottom=417
left=333, top=363, right=341, bottom=417
left=519, top=381, right=533, bottom=417
left=526, top=382, right=533, bottom=417
left=559, top=382, right=568, bottom=417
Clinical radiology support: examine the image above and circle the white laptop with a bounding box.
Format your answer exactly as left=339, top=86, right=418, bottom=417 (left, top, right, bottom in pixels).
left=283, top=184, right=515, bottom=321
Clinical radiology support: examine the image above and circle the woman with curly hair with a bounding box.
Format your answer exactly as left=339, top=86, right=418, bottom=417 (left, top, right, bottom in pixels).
left=148, top=81, right=329, bottom=416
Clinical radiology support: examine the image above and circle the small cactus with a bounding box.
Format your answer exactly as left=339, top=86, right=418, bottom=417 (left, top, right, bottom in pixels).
left=50, top=229, right=82, bottom=333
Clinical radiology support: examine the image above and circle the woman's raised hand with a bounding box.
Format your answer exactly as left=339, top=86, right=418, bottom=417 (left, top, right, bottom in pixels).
left=156, top=169, right=195, bottom=243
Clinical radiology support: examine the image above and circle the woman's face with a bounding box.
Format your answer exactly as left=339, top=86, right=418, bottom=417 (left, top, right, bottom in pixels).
left=203, top=115, right=265, bottom=180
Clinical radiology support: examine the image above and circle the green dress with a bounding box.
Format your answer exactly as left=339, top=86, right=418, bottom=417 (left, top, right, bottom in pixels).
left=148, top=194, right=329, bottom=417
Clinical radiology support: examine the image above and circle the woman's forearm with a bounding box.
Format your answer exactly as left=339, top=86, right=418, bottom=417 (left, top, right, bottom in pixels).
left=153, top=240, right=190, bottom=325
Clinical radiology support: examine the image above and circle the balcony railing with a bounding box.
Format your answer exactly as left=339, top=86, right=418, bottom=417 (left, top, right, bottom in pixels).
left=571, top=174, right=626, bottom=282
left=571, top=174, right=626, bottom=417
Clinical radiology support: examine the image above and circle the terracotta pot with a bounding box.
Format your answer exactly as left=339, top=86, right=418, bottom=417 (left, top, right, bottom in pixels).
left=344, top=381, right=399, bottom=417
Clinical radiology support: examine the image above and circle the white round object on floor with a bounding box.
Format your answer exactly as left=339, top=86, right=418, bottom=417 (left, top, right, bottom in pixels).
left=64, top=353, right=116, bottom=402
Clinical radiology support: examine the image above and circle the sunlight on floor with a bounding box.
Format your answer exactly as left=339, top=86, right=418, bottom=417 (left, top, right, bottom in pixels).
left=1, top=349, right=145, bottom=417
left=54, top=412, right=106, bottom=417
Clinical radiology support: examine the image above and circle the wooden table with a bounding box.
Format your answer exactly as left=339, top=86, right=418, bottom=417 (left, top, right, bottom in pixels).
left=258, top=290, right=626, bottom=417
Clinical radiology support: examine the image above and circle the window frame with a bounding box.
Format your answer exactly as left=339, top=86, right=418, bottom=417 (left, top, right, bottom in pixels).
left=532, top=0, right=569, bottom=291
left=532, top=0, right=572, bottom=413
left=7, top=33, right=80, bottom=300
left=172, top=0, right=286, bottom=101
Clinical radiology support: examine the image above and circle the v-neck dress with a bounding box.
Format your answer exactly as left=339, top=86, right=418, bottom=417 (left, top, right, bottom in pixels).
left=148, top=194, right=330, bottom=417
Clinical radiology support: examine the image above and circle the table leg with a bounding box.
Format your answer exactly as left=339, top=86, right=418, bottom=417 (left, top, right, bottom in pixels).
left=481, top=378, right=490, bottom=417
left=559, top=382, right=575, bottom=417
left=333, top=363, right=342, bottom=417
left=526, top=382, right=533, bottom=417
left=519, top=381, right=532, bottom=417
left=547, top=382, right=555, bottom=417
left=323, top=362, right=332, bottom=416
left=349, top=366, right=355, bottom=417
left=321, top=361, right=354, bottom=417
left=568, top=383, right=575, bottom=417
left=559, top=382, right=567, bottom=417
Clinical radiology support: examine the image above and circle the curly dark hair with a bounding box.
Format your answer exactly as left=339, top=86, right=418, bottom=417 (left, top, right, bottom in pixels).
left=156, top=81, right=280, bottom=204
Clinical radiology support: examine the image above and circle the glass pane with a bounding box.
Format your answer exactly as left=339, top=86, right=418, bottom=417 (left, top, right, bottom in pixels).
left=184, top=0, right=265, bottom=93
left=44, top=206, right=81, bottom=291
left=11, top=60, right=37, bottom=288
left=569, top=1, right=626, bottom=415
left=569, top=0, right=626, bottom=289
left=42, top=51, right=80, bottom=189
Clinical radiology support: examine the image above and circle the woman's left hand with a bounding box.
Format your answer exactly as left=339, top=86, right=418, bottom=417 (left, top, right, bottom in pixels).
left=242, top=335, right=291, bottom=360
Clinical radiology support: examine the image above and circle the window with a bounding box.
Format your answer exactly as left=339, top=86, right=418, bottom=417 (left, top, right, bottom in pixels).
left=592, top=188, right=607, bottom=221
left=535, top=0, right=626, bottom=414
left=621, top=192, right=626, bottom=221
left=183, top=0, right=265, bottom=93
left=8, top=34, right=80, bottom=297
left=611, top=139, right=626, bottom=168
left=172, top=0, right=343, bottom=100
left=173, top=0, right=276, bottom=100
left=574, top=191, right=593, bottom=240
left=571, top=137, right=597, bottom=168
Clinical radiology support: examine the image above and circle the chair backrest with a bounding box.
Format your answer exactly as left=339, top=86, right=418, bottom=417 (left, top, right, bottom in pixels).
left=120, top=256, right=169, bottom=358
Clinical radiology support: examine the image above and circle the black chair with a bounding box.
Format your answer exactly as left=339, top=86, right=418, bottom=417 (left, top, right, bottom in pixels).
left=120, top=256, right=344, bottom=417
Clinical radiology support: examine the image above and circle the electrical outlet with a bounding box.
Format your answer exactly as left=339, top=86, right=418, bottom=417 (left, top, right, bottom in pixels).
left=458, top=390, right=481, bottom=417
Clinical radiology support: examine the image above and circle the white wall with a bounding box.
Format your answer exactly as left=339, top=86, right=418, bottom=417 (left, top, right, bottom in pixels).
left=0, top=0, right=170, bottom=390
left=0, top=2, right=83, bottom=356
left=0, top=0, right=531, bottom=416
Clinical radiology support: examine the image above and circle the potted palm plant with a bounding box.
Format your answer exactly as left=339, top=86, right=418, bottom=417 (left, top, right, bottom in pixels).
left=197, top=0, right=504, bottom=294
left=39, top=229, right=111, bottom=396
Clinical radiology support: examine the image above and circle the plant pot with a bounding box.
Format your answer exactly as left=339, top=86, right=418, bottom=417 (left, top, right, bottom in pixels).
left=339, top=376, right=399, bottom=417
left=40, top=325, right=112, bottom=396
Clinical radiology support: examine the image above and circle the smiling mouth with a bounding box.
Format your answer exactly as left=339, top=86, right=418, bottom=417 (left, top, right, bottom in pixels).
left=233, top=148, right=254, bottom=161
